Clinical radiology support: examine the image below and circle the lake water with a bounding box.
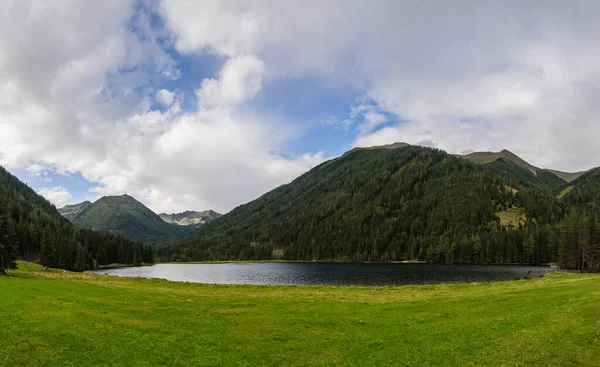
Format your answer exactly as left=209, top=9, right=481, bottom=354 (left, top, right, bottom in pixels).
left=88, top=263, right=554, bottom=286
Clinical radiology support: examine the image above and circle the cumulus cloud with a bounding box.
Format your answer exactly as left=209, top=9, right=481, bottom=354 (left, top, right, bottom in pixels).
left=37, top=187, right=72, bottom=208
left=0, top=1, right=325, bottom=214
left=3, top=1, right=600, bottom=216
left=197, top=55, right=265, bottom=107
left=26, top=164, right=46, bottom=176
left=155, top=89, right=175, bottom=106
left=161, top=0, right=600, bottom=172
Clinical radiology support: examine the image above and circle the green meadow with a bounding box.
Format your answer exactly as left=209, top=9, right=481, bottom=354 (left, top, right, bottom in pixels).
left=1, top=262, right=599, bottom=366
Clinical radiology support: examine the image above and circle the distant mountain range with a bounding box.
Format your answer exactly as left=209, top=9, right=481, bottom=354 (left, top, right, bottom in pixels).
left=59, top=195, right=219, bottom=242
left=457, top=149, right=586, bottom=189
left=159, top=210, right=221, bottom=228
left=57, top=201, right=92, bottom=221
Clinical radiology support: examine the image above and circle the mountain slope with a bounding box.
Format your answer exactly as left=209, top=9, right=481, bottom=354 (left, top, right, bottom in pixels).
left=458, top=150, right=568, bottom=190
left=74, top=195, right=189, bottom=242
left=557, top=166, right=600, bottom=211
left=0, top=166, right=152, bottom=269
left=159, top=210, right=221, bottom=228
left=546, top=169, right=587, bottom=183
left=58, top=201, right=92, bottom=221
left=161, top=145, right=532, bottom=262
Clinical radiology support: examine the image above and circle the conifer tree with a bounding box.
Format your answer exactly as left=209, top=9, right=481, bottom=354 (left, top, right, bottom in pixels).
left=41, top=229, right=57, bottom=269
left=73, top=244, right=88, bottom=272
left=0, top=194, right=19, bottom=274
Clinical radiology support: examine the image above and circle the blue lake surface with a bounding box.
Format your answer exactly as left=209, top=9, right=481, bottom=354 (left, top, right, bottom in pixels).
left=88, top=263, right=554, bottom=286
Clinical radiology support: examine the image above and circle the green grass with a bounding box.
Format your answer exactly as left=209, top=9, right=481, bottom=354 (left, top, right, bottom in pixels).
left=496, top=207, right=527, bottom=228
left=558, top=185, right=574, bottom=199
left=2, top=262, right=600, bottom=366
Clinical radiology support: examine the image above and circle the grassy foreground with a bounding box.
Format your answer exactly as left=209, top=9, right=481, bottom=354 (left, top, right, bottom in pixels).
left=1, top=262, right=599, bottom=366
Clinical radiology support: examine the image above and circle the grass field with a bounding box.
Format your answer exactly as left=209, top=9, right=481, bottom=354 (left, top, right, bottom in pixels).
left=558, top=186, right=574, bottom=199
left=1, top=262, right=600, bottom=366
left=496, top=207, right=527, bottom=228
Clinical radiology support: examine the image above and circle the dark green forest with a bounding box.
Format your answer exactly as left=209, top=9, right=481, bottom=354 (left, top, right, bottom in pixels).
left=73, top=194, right=191, bottom=242
left=3, top=145, right=600, bottom=273
left=0, top=166, right=153, bottom=273
left=482, top=158, right=566, bottom=190
left=157, top=146, right=599, bottom=271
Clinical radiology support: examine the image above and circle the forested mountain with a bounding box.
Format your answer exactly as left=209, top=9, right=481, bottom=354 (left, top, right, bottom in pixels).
left=458, top=150, right=573, bottom=190
left=74, top=195, right=190, bottom=242
left=156, top=144, right=600, bottom=271
left=157, top=146, right=548, bottom=262
left=58, top=201, right=92, bottom=221
left=0, top=166, right=153, bottom=272
left=558, top=167, right=600, bottom=211
left=159, top=210, right=222, bottom=228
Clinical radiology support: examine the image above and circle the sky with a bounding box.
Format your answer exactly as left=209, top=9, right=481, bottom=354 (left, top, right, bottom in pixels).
left=2, top=0, right=600, bottom=214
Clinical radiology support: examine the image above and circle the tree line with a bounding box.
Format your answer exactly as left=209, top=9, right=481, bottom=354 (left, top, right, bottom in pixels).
left=0, top=166, right=154, bottom=274
left=157, top=147, right=600, bottom=272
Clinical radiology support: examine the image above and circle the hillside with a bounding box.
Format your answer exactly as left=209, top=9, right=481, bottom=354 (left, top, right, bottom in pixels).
left=0, top=166, right=152, bottom=270
left=547, top=169, right=588, bottom=183
left=557, top=166, right=600, bottom=211
left=159, top=210, right=221, bottom=228
left=458, top=150, right=573, bottom=190
left=161, top=145, right=542, bottom=263
left=74, top=195, right=190, bottom=242
left=58, top=201, right=92, bottom=221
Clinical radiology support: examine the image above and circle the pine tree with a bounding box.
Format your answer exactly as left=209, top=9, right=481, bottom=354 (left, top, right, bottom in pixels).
left=73, top=244, right=88, bottom=272
left=96, top=243, right=108, bottom=266
left=0, top=194, right=19, bottom=274
left=132, top=243, right=143, bottom=266
left=41, top=229, right=57, bottom=269
left=524, top=235, right=536, bottom=264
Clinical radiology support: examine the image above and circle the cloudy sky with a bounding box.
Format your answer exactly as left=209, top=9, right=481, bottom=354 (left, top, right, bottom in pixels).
left=2, top=0, right=600, bottom=214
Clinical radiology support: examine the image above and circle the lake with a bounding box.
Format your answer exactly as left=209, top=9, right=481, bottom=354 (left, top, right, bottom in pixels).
left=88, top=263, right=554, bottom=286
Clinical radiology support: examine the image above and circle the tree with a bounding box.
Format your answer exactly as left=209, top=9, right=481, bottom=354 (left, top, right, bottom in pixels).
left=73, top=244, right=89, bottom=272
left=132, top=243, right=143, bottom=266
left=0, top=194, right=19, bottom=274
left=524, top=235, right=536, bottom=264
left=41, top=229, right=57, bottom=269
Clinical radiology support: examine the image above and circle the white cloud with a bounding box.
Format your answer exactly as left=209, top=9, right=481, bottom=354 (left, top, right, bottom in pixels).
left=197, top=55, right=265, bottom=107
left=155, top=89, right=175, bottom=106
left=4, top=1, right=600, bottom=217
left=37, top=187, right=72, bottom=208
left=160, top=1, right=600, bottom=172
left=26, top=164, right=45, bottom=176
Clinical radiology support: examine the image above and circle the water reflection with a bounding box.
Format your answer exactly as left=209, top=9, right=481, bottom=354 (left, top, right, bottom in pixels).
left=88, top=263, right=554, bottom=286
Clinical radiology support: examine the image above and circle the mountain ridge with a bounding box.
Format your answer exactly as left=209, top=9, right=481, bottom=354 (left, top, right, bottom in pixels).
left=73, top=194, right=190, bottom=242
left=457, top=149, right=586, bottom=182
left=159, top=145, right=556, bottom=262
left=58, top=201, right=92, bottom=221
left=158, top=210, right=222, bottom=228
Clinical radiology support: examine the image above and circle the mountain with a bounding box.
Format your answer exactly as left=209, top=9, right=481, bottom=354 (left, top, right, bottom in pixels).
left=0, top=166, right=152, bottom=270
left=557, top=166, right=600, bottom=210
left=58, top=201, right=92, bottom=221
left=546, top=169, right=587, bottom=183
left=159, top=210, right=221, bottom=228
left=457, top=150, right=576, bottom=190
left=74, top=194, right=190, bottom=242
left=160, top=144, right=567, bottom=263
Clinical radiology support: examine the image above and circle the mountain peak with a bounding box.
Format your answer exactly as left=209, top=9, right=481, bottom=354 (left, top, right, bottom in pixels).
left=73, top=194, right=189, bottom=242
left=364, top=142, right=411, bottom=150
left=159, top=210, right=222, bottom=228
left=58, top=200, right=93, bottom=221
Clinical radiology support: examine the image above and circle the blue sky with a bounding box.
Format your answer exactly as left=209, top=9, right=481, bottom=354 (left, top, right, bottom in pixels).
left=2, top=1, right=600, bottom=213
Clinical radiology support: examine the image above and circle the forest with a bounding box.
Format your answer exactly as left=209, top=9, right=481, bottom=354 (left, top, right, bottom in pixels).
left=0, top=166, right=153, bottom=273
left=2, top=146, right=600, bottom=273
left=157, top=146, right=600, bottom=272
